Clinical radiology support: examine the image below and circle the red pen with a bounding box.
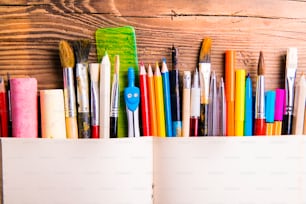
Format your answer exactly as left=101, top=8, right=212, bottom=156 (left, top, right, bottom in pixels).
left=254, top=51, right=266, bottom=135
left=139, top=62, right=150, bottom=136
left=190, top=68, right=200, bottom=136
left=0, top=76, right=9, bottom=137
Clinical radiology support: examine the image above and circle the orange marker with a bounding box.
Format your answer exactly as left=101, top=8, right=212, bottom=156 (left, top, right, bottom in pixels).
left=147, top=64, right=158, bottom=136
left=225, top=50, right=235, bottom=136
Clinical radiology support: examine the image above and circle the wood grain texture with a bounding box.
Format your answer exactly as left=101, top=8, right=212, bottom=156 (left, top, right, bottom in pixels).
left=0, top=0, right=306, bottom=90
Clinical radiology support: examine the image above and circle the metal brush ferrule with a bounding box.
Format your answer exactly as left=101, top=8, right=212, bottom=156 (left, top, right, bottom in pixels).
left=110, top=75, right=119, bottom=117
left=255, top=76, right=265, bottom=119
left=285, top=68, right=297, bottom=115
left=76, top=63, right=90, bottom=113
left=63, top=68, right=77, bottom=117
left=91, top=81, right=99, bottom=125
left=199, top=63, right=211, bottom=104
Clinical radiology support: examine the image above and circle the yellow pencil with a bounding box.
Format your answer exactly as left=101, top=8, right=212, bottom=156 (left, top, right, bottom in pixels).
left=154, top=62, right=166, bottom=137
left=235, top=69, right=246, bottom=136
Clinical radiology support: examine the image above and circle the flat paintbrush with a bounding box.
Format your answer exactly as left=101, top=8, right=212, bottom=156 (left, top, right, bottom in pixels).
left=59, top=40, right=78, bottom=139
left=199, top=38, right=211, bottom=136
left=72, top=39, right=91, bottom=138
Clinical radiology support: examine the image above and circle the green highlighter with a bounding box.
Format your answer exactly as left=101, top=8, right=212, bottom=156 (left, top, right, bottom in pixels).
left=96, top=26, right=139, bottom=138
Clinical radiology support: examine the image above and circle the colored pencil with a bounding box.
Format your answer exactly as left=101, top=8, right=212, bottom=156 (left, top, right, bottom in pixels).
left=154, top=62, right=166, bottom=137
left=235, top=69, right=246, bottom=136
left=147, top=64, right=158, bottom=136
left=139, top=62, right=150, bottom=136
left=0, top=76, right=8, bottom=137
left=161, top=59, right=173, bottom=137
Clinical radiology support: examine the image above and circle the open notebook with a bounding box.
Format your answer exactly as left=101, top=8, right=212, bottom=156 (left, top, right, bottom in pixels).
left=1, top=137, right=306, bottom=204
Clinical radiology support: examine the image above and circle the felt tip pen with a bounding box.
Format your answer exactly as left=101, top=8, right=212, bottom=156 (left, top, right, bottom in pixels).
left=235, top=69, right=246, bottom=136
left=225, top=50, right=236, bottom=136
left=190, top=68, right=201, bottom=136
left=282, top=48, right=297, bottom=135
left=254, top=51, right=266, bottom=136
left=110, top=55, right=120, bottom=138
left=139, top=62, right=150, bottom=136
left=199, top=38, right=211, bottom=136
left=182, top=71, right=191, bottom=137
left=244, top=74, right=253, bottom=136
left=292, top=74, right=305, bottom=135
left=265, top=91, right=276, bottom=135
left=170, top=46, right=182, bottom=137
left=273, top=89, right=285, bottom=135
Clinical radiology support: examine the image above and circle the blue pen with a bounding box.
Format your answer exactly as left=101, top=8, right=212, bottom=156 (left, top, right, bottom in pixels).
left=265, top=90, right=276, bottom=135
left=244, top=74, right=253, bottom=136
left=161, top=58, right=173, bottom=137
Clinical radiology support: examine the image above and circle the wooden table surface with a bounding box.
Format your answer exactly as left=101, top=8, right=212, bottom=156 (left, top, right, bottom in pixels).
left=0, top=0, right=306, bottom=90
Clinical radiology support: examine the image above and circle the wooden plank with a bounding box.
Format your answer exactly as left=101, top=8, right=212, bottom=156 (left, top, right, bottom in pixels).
left=0, top=2, right=306, bottom=91
left=82, top=0, right=306, bottom=19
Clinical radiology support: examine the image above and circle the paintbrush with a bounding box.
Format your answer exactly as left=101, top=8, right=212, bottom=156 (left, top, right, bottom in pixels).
left=254, top=51, right=266, bottom=135
left=0, top=76, right=9, bottom=137
left=72, top=39, right=91, bottom=138
left=110, top=55, right=120, bottom=138
left=59, top=40, right=78, bottom=139
left=199, top=38, right=211, bottom=136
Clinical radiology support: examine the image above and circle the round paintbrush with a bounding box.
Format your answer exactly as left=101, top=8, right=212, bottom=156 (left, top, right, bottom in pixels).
left=59, top=40, right=78, bottom=139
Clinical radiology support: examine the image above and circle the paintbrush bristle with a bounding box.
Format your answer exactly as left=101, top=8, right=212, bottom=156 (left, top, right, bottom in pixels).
left=72, top=39, right=91, bottom=64
left=59, top=40, right=75, bottom=68
left=199, top=38, right=212, bottom=63
left=258, top=51, right=265, bottom=75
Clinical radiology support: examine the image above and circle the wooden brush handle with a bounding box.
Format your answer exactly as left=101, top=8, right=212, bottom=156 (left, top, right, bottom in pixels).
left=77, top=112, right=91, bottom=138
left=65, top=117, right=78, bottom=139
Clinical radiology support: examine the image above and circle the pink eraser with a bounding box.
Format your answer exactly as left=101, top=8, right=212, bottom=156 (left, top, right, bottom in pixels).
left=11, top=78, right=38, bottom=138
left=274, top=89, right=285, bottom=121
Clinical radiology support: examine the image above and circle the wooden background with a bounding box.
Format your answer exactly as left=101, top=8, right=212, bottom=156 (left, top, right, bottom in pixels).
left=1, top=0, right=306, bottom=91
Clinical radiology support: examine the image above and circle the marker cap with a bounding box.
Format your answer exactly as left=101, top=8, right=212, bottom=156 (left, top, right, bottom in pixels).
left=274, top=89, right=285, bottom=121
left=265, top=91, right=276, bottom=123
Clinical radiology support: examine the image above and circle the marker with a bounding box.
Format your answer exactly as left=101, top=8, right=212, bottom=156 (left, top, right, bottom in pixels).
left=292, top=74, right=306, bottom=135
left=154, top=62, right=166, bottom=137
left=244, top=74, right=253, bottom=136
left=182, top=71, right=191, bottom=137
left=139, top=62, right=150, bottom=136
left=225, top=50, right=235, bottom=136
left=273, top=89, right=285, bottom=135
left=265, top=91, right=276, bottom=135
left=235, top=69, right=246, bottom=136
left=147, top=64, right=158, bottom=136
left=190, top=69, right=200, bottom=136
left=282, top=48, right=297, bottom=135
left=254, top=51, right=266, bottom=136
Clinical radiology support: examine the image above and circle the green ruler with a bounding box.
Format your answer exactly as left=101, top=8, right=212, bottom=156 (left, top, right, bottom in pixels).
left=96, top=26, right=139, bottom=138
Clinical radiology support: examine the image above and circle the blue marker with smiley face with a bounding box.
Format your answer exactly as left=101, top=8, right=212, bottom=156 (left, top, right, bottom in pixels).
left=124, top=67, right=140, bottom=137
